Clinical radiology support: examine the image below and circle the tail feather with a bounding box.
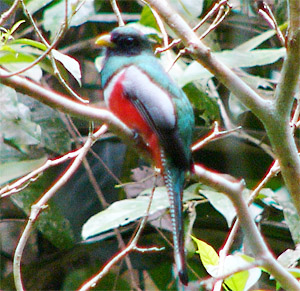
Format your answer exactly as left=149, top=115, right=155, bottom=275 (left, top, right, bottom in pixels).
left=162, top=153, right=188, bottom=285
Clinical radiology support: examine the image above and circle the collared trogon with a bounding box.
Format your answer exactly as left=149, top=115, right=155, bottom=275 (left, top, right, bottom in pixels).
left=96, top=26, right=194, bottom=285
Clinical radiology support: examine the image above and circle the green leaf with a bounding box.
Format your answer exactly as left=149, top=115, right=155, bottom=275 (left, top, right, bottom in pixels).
left=9, top=39, right=81, bottom=84
left=82, top=185, right=200, bottom=240
left=223, top=255, right=261, bottom=291
left=235, top=29, right=277, bottom=52
left=26, top=0, right=54, bottom=14
left=192, top=237, right=261, bottom=291
left=200, top=189, right=236, bottom=227
left=225, top=269, right=249, bottom=291
left=0, top=52, right=43, bottom=81
left=169, top=0, right=204, bottom=18
left=217, top=48, right=286, bottom=68
left=52, top=50, right=82, bottom=85
left=10, top=20, right=26, bottom=35
left=10, top=171, right=75, bottom=249
left=0, top=156, right=47, bottom=185
left=191, top=236, right=219, bottom=275
left=183, top=82, right=220, bottom=126
left=10, top=38, right=48, bottom=51
left=18, top=94, right=72, bottom=154
left=278, top=248, right=300, bottom=268
left=0, top=85, right=71, bottom=156
left=0, top=85, right=42, bottom=150
left=289, top=268, right=300, bottom=280
left=139, top=5, right=160, bottom=30
left=180, top=48, right=286, bottom=86
left=43, top=0, right=96, bottom=38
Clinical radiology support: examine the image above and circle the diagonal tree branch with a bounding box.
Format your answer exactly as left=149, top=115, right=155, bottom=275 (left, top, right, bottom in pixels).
left=193, top=164, right=300, bottom=290
left=145, top=0, right=271, bottom=120
left=145, top=0, right=300, bottom=215
left=0, top=67, right=133, bottom=138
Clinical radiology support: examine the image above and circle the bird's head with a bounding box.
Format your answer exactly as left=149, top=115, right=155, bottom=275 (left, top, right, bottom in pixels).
left=95, top=26, right=153, bottom=57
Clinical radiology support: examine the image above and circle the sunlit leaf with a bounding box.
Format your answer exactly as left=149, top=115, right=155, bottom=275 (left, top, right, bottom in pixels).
left=278, top=248, right=300, bottom=268
left=191, top=236, right=219, bottom=275
left=43, top=0, right=96, bottom=38
left=26, top=0, right=54, bottom=14
left=52, top=50, right=82, bottom=85
left=169, top=0, right=204, bottom=18
left=139, top=5, right=160, bottom=30
left=224, top=254, right=261, bottom=291
left=82, top=185, right=200, bottom=240
left=9, top=39, right=81, bottom=83
left=0, top=156, right=47, bottom=185
left=180, top=48, right=286, bottom=86
left=235, top=29, right=276, bottom=52
left=10, top=20, right=26, bottom=35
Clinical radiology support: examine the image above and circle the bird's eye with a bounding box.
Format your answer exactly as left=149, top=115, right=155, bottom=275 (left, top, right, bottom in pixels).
left=123, top=36, right=138, bottom=47
left=125, top=37, right=134, bottom=43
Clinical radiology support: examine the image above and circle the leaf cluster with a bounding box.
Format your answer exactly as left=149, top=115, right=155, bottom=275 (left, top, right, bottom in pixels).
left=1, top=0, right=299, bottom=290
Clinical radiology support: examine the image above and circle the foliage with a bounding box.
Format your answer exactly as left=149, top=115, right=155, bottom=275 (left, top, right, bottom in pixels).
left=1, top=0, right=300, bottom=290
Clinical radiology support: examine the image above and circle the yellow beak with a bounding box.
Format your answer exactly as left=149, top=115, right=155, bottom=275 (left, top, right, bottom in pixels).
left=95, top=34, right=114, bottom=47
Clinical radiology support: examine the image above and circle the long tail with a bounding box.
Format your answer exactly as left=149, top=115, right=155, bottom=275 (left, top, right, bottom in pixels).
left=161, top=154, right=188, bottom=285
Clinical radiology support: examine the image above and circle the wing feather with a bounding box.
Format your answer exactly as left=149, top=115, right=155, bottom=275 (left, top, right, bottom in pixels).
left=123, top=66, right=190, bottom=170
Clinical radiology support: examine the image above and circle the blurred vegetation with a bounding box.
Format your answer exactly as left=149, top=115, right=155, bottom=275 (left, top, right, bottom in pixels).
left=0, top=0, right=298, bottom=290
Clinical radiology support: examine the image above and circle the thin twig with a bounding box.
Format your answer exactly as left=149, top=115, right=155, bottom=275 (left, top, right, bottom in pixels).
left=257, top=1, right=285, bottom=47
left=155, top=0, right=230, bottom=54
left=191, top=121, right=241, bottom=152
left=0, top=66, right=134, bottom=138
left=63, top=116, right=138, bottom=287
left=291, top=90, right=300, bottom=129
left=214, top=260, right=260, bottom=284
left=110, top=0, right=124, bottom=26
left=0, top=148, right=93, bottom=198
left=88, top=147, right=123, bottom=185
left=193, top=0, right=229, bottom=32
left=247, top=160, right=280, bottom=205
left=116, top=172, right=155, bottom=188
left=20, top=0, right=88, bottom=103
left=0, top=0, right=20, bottom=26
left=198, top=1, right=231, bottom=41
left=13, top=125, right=108, bottom=291
left=78, top=183, right=158, bottom=291
left=148, top=5, right=174, bottom=63
left=193, top=163, right=300, bottom=290
left=159, top=0, right=231, bottom=71
left=0, top=30, right=63, bottom=79
left=213, top=220, right=240, bottom=291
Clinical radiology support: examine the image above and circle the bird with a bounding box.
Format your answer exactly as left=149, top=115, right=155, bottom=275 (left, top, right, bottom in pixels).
left=95, top=25, right=194, bottom=285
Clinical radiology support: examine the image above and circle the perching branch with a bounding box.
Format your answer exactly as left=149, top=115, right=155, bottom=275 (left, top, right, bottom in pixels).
left=144, top=0, right=269, bottom=119
left=145, top=0, right=300, bottom=215
left=0, top=67, right=133, bottom=138
left=193, top=164, right=300, bottom=290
